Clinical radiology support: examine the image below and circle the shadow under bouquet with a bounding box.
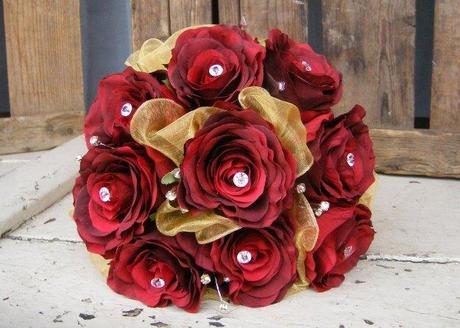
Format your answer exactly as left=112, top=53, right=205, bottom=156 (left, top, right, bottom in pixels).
left=73, top=24, right=376, bottom=313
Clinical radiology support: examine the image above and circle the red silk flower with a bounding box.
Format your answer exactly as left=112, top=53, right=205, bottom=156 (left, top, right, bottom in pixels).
left=168, top=25, right=265, bottom=108
left=264, top=29, right=343, bottom=111
left=305, top=204, right=375, bottom=291
left=84, top=67, right=177, bottom=147
left=176, top=109, right=296, bottom=228
left=73, top=144, right=174, bottom=258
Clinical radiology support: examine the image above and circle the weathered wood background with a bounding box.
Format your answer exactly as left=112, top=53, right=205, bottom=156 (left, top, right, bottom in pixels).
left=0, top=0, right=459, bottom=178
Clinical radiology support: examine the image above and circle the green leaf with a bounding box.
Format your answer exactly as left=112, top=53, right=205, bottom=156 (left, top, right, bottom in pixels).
left=149, top=212, right=157, bottom=221
left=161, top=172, right=177, bottom=185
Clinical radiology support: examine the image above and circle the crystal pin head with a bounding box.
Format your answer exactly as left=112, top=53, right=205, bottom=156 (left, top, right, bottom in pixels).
left=200, top=274, right=211, bottom=285
left=319, top=201, right=330, bottom=212
left=150, top=277, right=165, bottom=289
left=346, top=153, right=355, bottom=167
left=296, top=183, right=306, bottom=194
left=172, top=168, right=181, bottom=179
left=223, top=277, right=230, bottom=283
left=278, top=81, right=286, bottom=91
left=120, top=103, right=133, bottom=117
left=233, top=172, right=249, bottom=188
left=99, top=187, right=110, bottom=202
left=237, top=250, right=252, bottom=264
left=165, top=190, right=176, bottom=201
left=89, top=136, right=99, bottom=146
left=301, top=60, right=312, bottom=71
left=343, top=246, right=353, bottom=258
left=209, top=64, right=224, bottom=77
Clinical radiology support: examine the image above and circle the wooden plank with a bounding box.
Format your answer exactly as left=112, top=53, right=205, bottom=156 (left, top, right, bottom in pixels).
left=371, top=128, right=460, bottom=178
left=0, top=112, right=84, bottom=154
left=3, top=0, right=84, bottom=116
left=322, top=1, right=415, bottom=129
left=431, top=0, right=460, bottom=131
left=131, top=0, right=170, bottom=49
left=239, top=0, right=308, bottom=42
left=169, top=0, right=212, bottom=33
left=218, top=0, right=240, bottom=25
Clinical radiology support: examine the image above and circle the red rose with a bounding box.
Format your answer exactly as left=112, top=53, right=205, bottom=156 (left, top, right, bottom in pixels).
left=305, top=205, right=375, bottom=292
left=298, top=105, right=375, bottom=204
left=176, top=110, right=296, bottom=228
left=72, top=144, right=174, bottom=258
left=84, top=67, right=177, bottom=147
left=301, top=109, right=334, bottom=143
left=168, top=25, right=265, bottom=108
left=264, top=29, right=343, bottom=111
left=107, top=232, right=204, bottom=313
left=210, top=215, right=297, bottom=307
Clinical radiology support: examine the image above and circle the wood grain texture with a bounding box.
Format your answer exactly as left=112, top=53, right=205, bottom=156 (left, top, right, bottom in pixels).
left=322, top=1, right=415, bottom=129
left=431, top=0, right=460, bottom=131
left=131, top=0, right=170, bottom=48
left=169, top=0, right=212, bottom=33
left=239, top=0, right=308, bottom=42
left=371, top=128, right=460, bottom=178
left=0, top=112, right=84, bottom=154
left=3, top=0, right=84, bottom=116
left=218, top=0, right=240, bottom=25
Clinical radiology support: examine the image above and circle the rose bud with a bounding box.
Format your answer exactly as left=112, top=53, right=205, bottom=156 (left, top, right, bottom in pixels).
left=210, top=215, right=297, bottom=307
left=305, top=204, right=375, bottom=292
left=298, top=105, right=375, bottom=205
left=168, top=25, right=265, bottom=108
left=107, top=232, right=204, bottom=313
left=84, top=67, right=179, bottom=147
left=264, top=29, right=343, bottom=111
left=73, top=144, right=174, bottom=258
left=176, top=109, right=296, bottom=228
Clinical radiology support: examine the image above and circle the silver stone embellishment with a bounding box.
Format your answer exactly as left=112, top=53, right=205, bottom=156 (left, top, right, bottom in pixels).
left=165, top=190, right=177, bottom=201
left=89, top=135, right=100, bottom=146
left=278, top=81, right=286, bottom=91
left=120, top=103, right=133, bottom=117
left=150, top=277, right=165, bottom=288
left=99, top=187, right=110, bottom=202
left=343, top=245, right=353, bottom=258
left=346, top=153, right=355, bottom=167
left=172, top=168, right=181, bottom=179
left=209, top=64, right=224, bottom=77
left=237, top=250, right=252, bottom=264
left=301, top=60, right=312, bottom=71
left=233, top=172, right=249, bottom=188
left=223, top=277, right=230, bottom=283
left=296, top=183, right=306, bottom=194
left=200, top=274, right=211, bottom=285
left=319, top=201, right=330, bottom=212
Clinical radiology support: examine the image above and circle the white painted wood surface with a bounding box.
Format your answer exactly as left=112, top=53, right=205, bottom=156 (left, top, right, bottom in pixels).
left=1, top=175, right=459, bottom=327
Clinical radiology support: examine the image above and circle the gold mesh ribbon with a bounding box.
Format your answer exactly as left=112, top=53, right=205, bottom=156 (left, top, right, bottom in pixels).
left=358, top=172, right=378, bottom=209
left=125, top=25, right=213, bottom=73
left=155, top=200, right=240, bottom=244
left=238, top=87, right=313, bottom=177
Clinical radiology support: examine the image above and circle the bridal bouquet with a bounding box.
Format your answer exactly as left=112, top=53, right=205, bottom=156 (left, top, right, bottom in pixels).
left=73, top=25, right=376, bottom=313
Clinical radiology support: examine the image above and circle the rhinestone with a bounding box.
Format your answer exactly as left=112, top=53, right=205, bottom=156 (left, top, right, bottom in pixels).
left=236, top=250, right=252, bottom=264
left=172, top=168, right=181, bottom=179
left=346, top=153, right=355, bottom=167
left=296, top=183, right=306, bottom=194
left=278, top=81, right=286, bottom=91
left=233, top=172, right=249, bottom=188
left=319, top=201, right=330, bottom=212
left=314, top=208, right=323, bottom=217
left=99, top=187, right=110, bottom=202
left=209, top=64, right=224, bottom=77
left=301, top=60, right=312, bottom=71
left=179, top=207, right=189, bottom=214
left=223, top=277, right=230, bottom=283
left=75, top=155, right=83, bottom=162
left=165, top=190, right=176, bottom=201
left=120, top=103, right=133, bottom=117
left=200, top=274, right=211, bottom=285
left=150, top=277, right=165, bottom=288
left=343, top=245, right=353, bottom=258
left=89, top=136, right=99, bottom=146
left=219, top=302, right=229, bottom=313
